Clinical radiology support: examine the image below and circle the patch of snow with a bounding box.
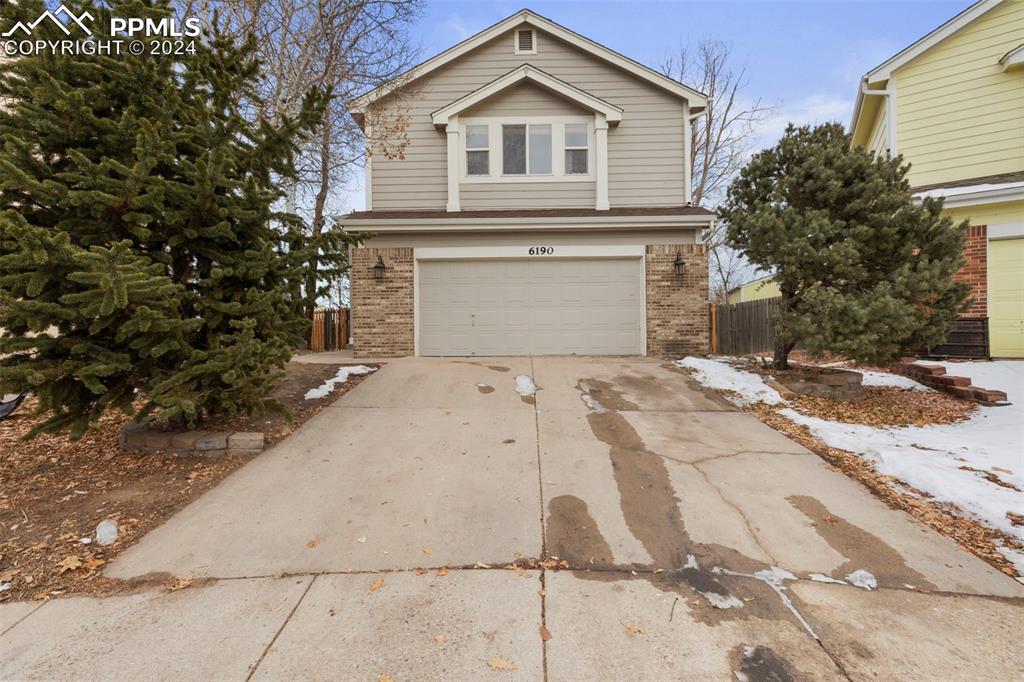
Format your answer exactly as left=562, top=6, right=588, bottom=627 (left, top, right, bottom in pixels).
left=808, top=573, right=845, bottom=585
left=580, top=394, right=607, bottom=413
left=754, top=566, right=797, bottom=586
left=674, top=357, right=784, bottom=406
left=304, top=365, right=376, bottom=400
left=700, top=591, right=745, bottom=609
left=0, top=582, right=10, bottom=592
left=684, top=554, right=699, bottom=570
left=995, top=543, right=1024, bottom=585
left=734, top=672, right=749, bottom=682
left=845, top=569, right=877, bottom=590
left=916, top=359, right=1019, bottom=397
left=514, top=374, right=537, bottom=397
left=858, top=370, right=931, bottom=391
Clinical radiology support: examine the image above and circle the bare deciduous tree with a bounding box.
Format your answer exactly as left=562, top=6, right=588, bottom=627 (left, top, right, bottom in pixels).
left=662, top=40, right=774, bottom=301
left=179, top=0, right=422, bottom=313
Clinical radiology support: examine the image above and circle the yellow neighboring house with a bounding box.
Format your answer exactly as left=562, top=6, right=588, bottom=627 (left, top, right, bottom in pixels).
left=726, top=274, right=780, bottom=304
left=850, top=0, right=1024, bottom=357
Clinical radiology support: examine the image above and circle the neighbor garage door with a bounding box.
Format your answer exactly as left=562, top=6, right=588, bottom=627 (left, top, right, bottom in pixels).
left=418, top=258, right=644, bottom=355
left=988, top=238, right=1024, bottom=357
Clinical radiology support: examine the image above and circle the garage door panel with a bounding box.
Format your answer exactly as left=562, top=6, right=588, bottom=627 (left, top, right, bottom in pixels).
left=418, top=258, right=644, bottom=356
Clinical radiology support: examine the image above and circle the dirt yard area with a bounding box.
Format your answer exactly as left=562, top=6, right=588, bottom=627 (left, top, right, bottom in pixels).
left=0, top=362, right=374, bottom=602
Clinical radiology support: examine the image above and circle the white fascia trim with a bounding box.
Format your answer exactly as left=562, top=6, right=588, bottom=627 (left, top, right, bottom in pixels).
left=431, top=65, right=623, bottom=127
left=913, top=182, right=1024, bottom=208
left=866, top=0, right=1002, bottom=83
left=339, top=215, right=714, bottom=233
left=989, top=222, right=1024, bottom=240
left=416, top=244, right=645, bottom=260
left=348, top=10, right=708, bottom=113
left=849, top=0, right=1002, bottom=135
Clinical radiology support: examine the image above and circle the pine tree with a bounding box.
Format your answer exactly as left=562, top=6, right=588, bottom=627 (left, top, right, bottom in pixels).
left=0, top=0, right=325, bottom=437
left=719, top=123, right=969, bottom=369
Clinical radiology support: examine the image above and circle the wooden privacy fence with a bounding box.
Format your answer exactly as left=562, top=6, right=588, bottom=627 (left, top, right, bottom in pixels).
left=710, top=298, right=780, bottom=355
left=310, top=308, right=349, bottom=352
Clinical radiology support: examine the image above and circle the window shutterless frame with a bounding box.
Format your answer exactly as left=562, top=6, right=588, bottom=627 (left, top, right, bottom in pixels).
left=465, top=124, right=489, bottom=176
left=460, top=117, right=593, bottom=183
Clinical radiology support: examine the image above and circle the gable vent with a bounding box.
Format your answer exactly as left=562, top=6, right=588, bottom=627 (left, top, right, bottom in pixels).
left=515, top=28, right=536, bottom=54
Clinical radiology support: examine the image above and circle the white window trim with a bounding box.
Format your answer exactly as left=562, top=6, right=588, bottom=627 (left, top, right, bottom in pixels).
left=513, top=28, right=537, bottom=55
left=464, top=124, right=490, bottom=177
left=459, top=116, right=594, bottom=184
left=563, top=122, right=590, bottom=176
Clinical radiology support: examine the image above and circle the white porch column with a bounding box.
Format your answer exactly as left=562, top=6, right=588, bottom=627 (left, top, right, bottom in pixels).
left=364, top=122, right=373, bottom=210
left=595, top=113, right=609, bottom=211
left=682, top=101, right=692, bottom=205
left=446, top=115, right=461, bottom=212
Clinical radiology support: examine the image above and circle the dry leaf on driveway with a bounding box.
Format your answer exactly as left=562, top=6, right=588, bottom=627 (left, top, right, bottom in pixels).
left=168, top=578, right=193, bottom=592
left=624, top=623, right=646, bottom=638
left=422, top=546, right=433, bottom=555
left=434, top=634, right=445, bottom=644
left=56, top=555, right=82, bottom=574
left=436, top=567, right=448, bottom=576
left=369, top=578, right=385, bottom=592
left=539, top=625, right=552, bottom=641
left=377, top=675, right=394, bottom=682
left=486, top=657, right=517, bottom=672
left=306, top=538, right=320, bottom=549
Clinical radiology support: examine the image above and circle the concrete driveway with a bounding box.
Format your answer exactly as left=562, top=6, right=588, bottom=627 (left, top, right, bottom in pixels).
left=3, top=357, right=1022, bottom=680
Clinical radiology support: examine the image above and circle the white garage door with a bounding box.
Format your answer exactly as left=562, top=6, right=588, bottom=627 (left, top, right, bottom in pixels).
left=418, top=258, right=644, bottom=356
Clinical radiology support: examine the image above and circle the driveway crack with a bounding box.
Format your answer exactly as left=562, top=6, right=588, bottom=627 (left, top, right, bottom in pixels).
left=691, top=460, right=780, bottom=565
left=245, top=574, right=317, bottom=681
left=529, top=356, right=549, bottom=682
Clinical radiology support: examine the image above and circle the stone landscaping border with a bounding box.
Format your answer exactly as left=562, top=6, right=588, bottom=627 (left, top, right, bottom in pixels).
left=890, top=358, right=1009, bottom=406
left=120, top=421, right=264, bottom=457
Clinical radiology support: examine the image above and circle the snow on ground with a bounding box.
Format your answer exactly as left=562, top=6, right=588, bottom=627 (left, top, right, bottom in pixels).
left=514, top=374, right=537, bottom=398
left=674, top=357, right=784, bottom=405
left=304, top=365, right=376, bottom=400
left=859, top=370, right=931, bottom=391
left=677, top=356, right=1024, bottom=567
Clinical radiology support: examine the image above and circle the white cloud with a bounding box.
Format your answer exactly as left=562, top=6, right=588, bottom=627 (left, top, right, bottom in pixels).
left=749, top=93, right=855, bottom=155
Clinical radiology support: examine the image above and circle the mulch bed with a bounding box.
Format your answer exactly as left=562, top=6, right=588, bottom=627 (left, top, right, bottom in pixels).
left=788, top=386, right=976, bottom=427
left=0, top=361, right=375, bottom=603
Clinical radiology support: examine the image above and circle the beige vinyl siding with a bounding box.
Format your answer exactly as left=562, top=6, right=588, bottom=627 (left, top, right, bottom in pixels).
left=893, top=0, right=1024, bottom=187
left=362, top=228, right=700, bottom=248
left=369, top=26, right=686, bottom=210
left=461, top=182, right=596, bottom=209
left=945, top=200, right=1024, bottom=227
left=462, top=81, right=587, bottom=117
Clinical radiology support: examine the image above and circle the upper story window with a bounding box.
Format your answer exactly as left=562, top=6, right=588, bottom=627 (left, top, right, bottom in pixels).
left=502, top=124, right=551, bottom=175
left=462, top=117, right=592, bottom=183
left=466, top=125, right=489, bottom=176
left=514, top=28, right=536, bottom=55
left=564, top=123, right=588, bottom=174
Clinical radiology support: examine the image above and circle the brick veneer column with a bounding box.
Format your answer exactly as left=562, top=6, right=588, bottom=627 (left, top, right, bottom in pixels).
left=350, top=247, right=414, bottom=357
left=956, top=225, right=987, bottom=317
left=645, top=243, right=709, bottom=357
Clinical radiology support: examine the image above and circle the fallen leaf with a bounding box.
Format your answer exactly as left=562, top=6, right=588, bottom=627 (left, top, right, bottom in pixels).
left=369, top=578, right=385, bottom=592
left=539, top=625, right=552, bottom=641
left=415, top=568, right=428, bottom=576
left=624, top=624, right=646, bottom=638
left=378, top=675, right=394, bottom=682
left=436, top=567, right=448, bottom=576
left=486, top=657, right=517, bottom=672
left=56, top=555, right=82, bottom=574
left=82, top=557, right=105, bottom=571
left=434, top=634, right=445, bottom=644
left=422, top=546, right=433, bottom=556
left=306, top=538, right=320, bottom=549
left=169, top=578, right=193, bottom=592
left=0, top=569, right=19, bottom=582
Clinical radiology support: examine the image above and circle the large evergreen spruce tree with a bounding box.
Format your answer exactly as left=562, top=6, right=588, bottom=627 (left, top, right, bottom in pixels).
left=0, top=0, right=325, bottom=437
left=720, top=123, right=969, bottom=369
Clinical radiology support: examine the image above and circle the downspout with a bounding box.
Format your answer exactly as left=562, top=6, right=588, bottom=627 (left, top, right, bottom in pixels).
left=859, top=78, right=897, bottom=154
left=683, top=104, right=705, bottom=207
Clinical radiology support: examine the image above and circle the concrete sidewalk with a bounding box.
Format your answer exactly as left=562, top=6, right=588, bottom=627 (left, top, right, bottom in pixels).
left=3, top=357, right=1022, bottom=680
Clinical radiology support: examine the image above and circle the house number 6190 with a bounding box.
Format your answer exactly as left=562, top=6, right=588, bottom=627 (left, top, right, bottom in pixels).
left=528, top=246, right=554, bottom=255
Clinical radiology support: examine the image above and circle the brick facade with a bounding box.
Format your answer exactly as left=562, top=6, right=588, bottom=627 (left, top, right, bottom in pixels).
left=645, top=243, right=709, bottom=357
left=350, top=247, right=414, bottom=357
left=956, top=224, right=987, bottom=317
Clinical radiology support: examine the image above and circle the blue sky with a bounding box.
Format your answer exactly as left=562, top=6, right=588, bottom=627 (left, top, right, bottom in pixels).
left=345, top=0, right=970, bottom=210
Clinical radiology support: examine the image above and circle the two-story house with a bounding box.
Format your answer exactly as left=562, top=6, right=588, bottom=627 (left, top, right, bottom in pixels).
left=850, top=0, right=1024, bottom=358
left=339, top=9, right=713, bottom=358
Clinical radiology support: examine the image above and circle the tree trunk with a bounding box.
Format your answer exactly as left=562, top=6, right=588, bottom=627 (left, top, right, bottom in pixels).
left=772, top=294, right=795, bottom=369
left=304, top=114, right=332, bottom=319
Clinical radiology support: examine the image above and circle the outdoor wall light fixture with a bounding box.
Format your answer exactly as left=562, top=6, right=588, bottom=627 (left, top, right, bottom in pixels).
left=373, top=256, right=386, bottom=280
left=674, top=251, right=686, bottom=277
